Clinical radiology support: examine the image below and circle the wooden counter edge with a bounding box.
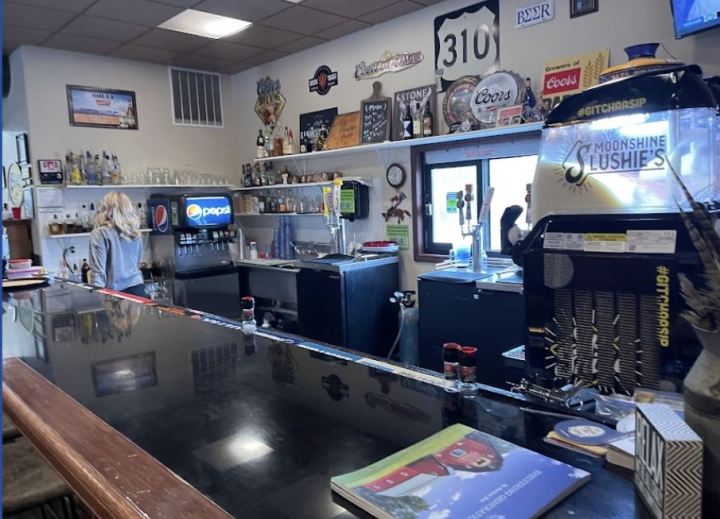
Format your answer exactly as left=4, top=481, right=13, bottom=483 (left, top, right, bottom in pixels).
left=2, top=358, right=233, bottom=519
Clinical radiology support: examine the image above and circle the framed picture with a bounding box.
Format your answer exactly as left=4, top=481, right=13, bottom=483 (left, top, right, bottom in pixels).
left=569, top=0, right=598, bottom=18
left=38, top=159, right=64, bottom=185
left=66, top=85, right=138, bottom=129
left=15, top=133, right=29, bottom=165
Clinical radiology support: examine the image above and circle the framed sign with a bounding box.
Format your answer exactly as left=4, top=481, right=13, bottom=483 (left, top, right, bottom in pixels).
left=325, top=112, right=361, bottom=150
left=308, top=65, right=338, bottom=95
left=570, top=0, right=598, bottom=18
left=434, top=1, right=500, bottom=93
left=66, top=85, right=138, bottom=129
left=392, top=84, right=436, bottom=141
left=37, top=159, right=64, bottom=185
left=541, top=49, right=608, bottom=109
left=299, top=107, right=338, bottom=146
left=496, top=105, right=523, bottom=126
left=360, top=81, right=391, bottom=144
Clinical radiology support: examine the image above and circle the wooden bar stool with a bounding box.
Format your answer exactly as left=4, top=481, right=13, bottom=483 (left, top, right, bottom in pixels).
left=3, top=436, right=77, bottom=518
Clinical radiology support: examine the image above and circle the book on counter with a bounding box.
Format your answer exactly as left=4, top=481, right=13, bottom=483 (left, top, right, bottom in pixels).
left=606, top=436, right=635, bottom=471
left=331, top=423, right=591, bottom=519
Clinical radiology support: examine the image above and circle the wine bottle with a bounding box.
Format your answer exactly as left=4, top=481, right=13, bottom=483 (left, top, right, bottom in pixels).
left=402, top=105, right=413, bottom=140
left=422, top=101, right=433, bottom=137
left=256, top=130, right=266, bottom=159
left=412, top=102, right=422, bottom=138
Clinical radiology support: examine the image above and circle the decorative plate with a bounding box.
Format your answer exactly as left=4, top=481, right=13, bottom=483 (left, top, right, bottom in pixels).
left=442, top=75, right=480, bottom=129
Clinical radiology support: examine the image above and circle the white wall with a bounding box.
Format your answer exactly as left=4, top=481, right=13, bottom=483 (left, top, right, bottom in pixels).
left=231, top=0, right=720, bottom=290
left=4, top=45, right=242, bottom=271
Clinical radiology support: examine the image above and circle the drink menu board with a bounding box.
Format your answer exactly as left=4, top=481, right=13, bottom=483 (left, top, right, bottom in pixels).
left=360, top=99, right=391, bottom=144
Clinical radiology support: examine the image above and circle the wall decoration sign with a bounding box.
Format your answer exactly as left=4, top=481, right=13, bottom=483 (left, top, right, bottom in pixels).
left=254, top=76, right=286, bottom=129
left=470, top=70, right=525, bottom=126
left=325, top=112, right=361, bottom=150
left=360, top=82, right=391, bottom=144
left=66, top=85, right=138, bottom=129
left=442, top=75, right=480, bottom=132
left=634, top=404, right=702, bottom=519
left=515, top=0, right=555, bottom=28
left=386, top=224, right=410, bottom=250
left=392, top=84, right=436, bottom=141
left=354, top=50, right=424, bottom=80
left=541, top=49, right=609, bottom=109
left=434, top=1, right=500, bottom=93
left=37, top=159, right=64, bottom=185
left=308, top=65, right=338, bottom=95
left=570, top=0, right=598, bottom=18
left=497, top=105, right=524, bottom=126
left=299, top=107, right=338, bottom=147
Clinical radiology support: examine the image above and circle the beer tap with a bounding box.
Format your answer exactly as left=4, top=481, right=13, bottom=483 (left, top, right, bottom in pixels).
left=457, top=185, right=494, bottom=273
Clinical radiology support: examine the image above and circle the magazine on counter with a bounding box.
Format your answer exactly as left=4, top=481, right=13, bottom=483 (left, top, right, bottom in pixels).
left=331, top=423, right=591, bottom=519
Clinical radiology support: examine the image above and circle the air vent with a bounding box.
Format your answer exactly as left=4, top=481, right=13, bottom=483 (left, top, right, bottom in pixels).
left=169, top=67, right=223, bottom=127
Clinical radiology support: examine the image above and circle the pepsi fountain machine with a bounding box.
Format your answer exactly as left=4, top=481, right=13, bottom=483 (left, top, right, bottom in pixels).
left=148, top=193, right=241, bottom=317
left=515, top=65, right=719, bottom=396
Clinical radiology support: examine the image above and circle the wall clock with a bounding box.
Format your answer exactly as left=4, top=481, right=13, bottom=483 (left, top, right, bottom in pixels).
left=386, top=163, right=406, bottom=189
left=7, top=162, right=24, bottom=207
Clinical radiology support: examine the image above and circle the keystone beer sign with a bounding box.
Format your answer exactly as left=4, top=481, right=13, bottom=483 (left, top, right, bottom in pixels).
left=308, top=65, right=338, bottom=95
left=541, top=50, right=609, bottom=109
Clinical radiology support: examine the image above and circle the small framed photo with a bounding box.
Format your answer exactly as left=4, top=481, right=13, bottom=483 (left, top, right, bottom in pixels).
left=38, top=159, right=64, bottom=185
left=570, top=0, right=598, bottom=18
left=497, top=105, right=524, bottom=127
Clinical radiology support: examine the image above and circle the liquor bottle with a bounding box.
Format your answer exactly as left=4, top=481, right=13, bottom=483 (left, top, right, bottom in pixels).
left=256, top=130, right=266, bottom=159
left=287, top=128, right=296, bottom=155
left=282, top=127, right=290, bottom=155
left=523, top=77, right=537, bottom=108
left=84, top=151, right=97, bottom=185
left=402, top=104, right=413, bottom=140
left=412, top=102, right=422, bottom=139
left=64, top=213, right=74, bottom=234
left=101, top=151, right=112, bottom=185
left=137, top=203, right=145, bottom=228
left=48, top=215, right=61, bottom=235
left=422, top=101, right=433, bottom=137
left=93, top=154, right=103, bottom=185
left=316, top=123, right=328, bottom=151
left=111, top=154, right=122, bottom=184
left=243, top=164, right=253, bottom=188
left=253, top=163, right=262, bottom=187
left=299, top=135, right=307, bottom=154
left=81, top=259, right=90, bottom=284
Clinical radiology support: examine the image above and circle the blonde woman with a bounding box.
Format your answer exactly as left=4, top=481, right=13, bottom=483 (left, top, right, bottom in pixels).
left=88, top=192, right=146, bottom=297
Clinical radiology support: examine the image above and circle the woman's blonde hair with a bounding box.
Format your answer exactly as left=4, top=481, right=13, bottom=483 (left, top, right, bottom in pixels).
left=94, top=191, right=140, bottom=240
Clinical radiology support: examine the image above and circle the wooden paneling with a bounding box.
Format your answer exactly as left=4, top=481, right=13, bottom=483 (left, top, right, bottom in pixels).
left=2, top=358, right=233, bottom=519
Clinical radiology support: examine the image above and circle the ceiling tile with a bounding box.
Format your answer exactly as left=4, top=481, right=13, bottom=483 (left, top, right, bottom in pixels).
left=194, top=0, right=291, bottom=23
left=12, top=0, right=96, bottom=12
left=42, top=34, right=120, bottom=55
left=193, top=40, right=263, bottom=61
left=169, top=54, right=231, bottom=72
left=225, top=25, right=303, bottom=50
left=359, top=0, right=418, bottom=24
left=276, top=36, right=325, bottom=54
left=108, top=44, right=177, bottom=63
left=302, top=0, right=398, bottom=18
left=132, top=28, right=209, bottom=52
left=86, top=0, right=183, bottom=26
left=242, top=49, right=288, bottom=66
left=148, top=0, right=200, bottom=7
left=260, top=5, right=348, bottom=35
left=315, top=19, right=370, bottom=40
left=3, top=2, right=76, bottom=31
left=62, top=16, right=149, bottom=43
left=220, top=62, right=253, bottom=74
left=3, top=25, right=53, bottom=52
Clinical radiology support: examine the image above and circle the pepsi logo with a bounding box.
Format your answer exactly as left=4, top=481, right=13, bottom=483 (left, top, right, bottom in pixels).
left=186, top=203, right=203, bottom=220
left=154, top=205, right=168, bottom=232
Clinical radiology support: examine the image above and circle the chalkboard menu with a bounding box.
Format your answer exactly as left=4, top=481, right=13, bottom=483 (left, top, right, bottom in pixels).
left=360, top=98, right=391, bottom=144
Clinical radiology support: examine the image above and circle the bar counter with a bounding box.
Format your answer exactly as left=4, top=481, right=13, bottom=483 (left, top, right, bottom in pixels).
left=2, top=281, right=648, bottom=518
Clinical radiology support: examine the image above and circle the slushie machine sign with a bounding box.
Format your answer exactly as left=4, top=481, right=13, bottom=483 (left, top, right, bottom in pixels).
left=184, top=196, right=232, bottom=228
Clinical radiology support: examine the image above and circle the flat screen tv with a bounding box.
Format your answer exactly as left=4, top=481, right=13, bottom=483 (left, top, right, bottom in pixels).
left=671, top=0, right=720, bottom=38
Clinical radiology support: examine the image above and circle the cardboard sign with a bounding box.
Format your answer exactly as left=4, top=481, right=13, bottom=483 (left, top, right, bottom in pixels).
left=325, top=112, right=361, bottom=150
left=635, top=404, right=703, bottom=519
left=541, top=50, right=609, bottom=109
left=360, top=99, right=391, bottom=144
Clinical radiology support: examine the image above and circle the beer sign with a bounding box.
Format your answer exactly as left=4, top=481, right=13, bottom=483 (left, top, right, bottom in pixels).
left=308, top=65, right=338, bottom=95
left=515, top=0, right=554, bottom=29
left=470, top=71, right=524, bottom=125
left=541, top=50, right=609, bottom=109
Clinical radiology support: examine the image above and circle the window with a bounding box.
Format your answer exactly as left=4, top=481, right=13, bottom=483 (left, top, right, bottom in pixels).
left=415, top=147, right=538, bottom=260
left=169, top=67, right=223, bottom=127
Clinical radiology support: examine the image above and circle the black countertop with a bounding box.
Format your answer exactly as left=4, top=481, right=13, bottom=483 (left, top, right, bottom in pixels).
left=1, top=282, right=648, bottom=519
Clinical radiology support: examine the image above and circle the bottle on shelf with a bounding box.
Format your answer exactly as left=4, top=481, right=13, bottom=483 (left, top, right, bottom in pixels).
left=522, top=77, right=539, bottom=123
left=258, top=193, right=266, bottom=213
left=93, top=154, right=103, bottom=185
left=423, top=101, right=433, bottom=137
left=523, top=77, right=537, bottom=109
left=67, top=152, right=82, bottom=185
left=315, top=123, right=328, bottom=151
left=282, top=126, right=290, bottom=155
left=256, top=130, right=266, bottom=159
left=49, top=214, right=62, bottom=235
left=287, top=128, right=296, bottom=155
left=402, top=104, right=413, bottom=140
left=111, top=154, right=122, bottom=184
left=101, top=151, right=112, bottom=185
left=278, top=192, right=287, bottom=213
left=299, top=135, right=307, bottom=154
left=2, top=203, right=12, bottom=220
left=80, top=205, right=89, bottom=231
left=81, top=258, right=90, bottom=283
left=137, top=202, right=145, bottom=228
left=412, top=102, right=422, bottom=139
left=64, top=213, right=75, bottom=234
left=88, top=203, right=96, bottom=228
left=243, top=164, right=253, bottom=188
left=84, top=151, right=97, bottom=185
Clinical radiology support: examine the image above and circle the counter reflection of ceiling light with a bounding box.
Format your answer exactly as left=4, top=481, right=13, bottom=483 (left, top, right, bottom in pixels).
left=589, top=113, right=648, bottom=131
left=193, top=433, right=273, bottom=471
left=158, top=9, right=251, bottom=39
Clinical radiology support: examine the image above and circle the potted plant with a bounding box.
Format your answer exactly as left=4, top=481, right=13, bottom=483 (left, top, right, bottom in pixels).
left=670, top=161, right=720, bottom=507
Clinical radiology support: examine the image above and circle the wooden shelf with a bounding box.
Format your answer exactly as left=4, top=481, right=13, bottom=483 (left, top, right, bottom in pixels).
left=232, top=177, right=368, bottom=192
left=47, top=228, right=152, bottom=239
left=235, top=213, right=323, bottom=217
left=60, top=184, right=235, bottom=189
left=252, top=122, right=544, bottom=165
